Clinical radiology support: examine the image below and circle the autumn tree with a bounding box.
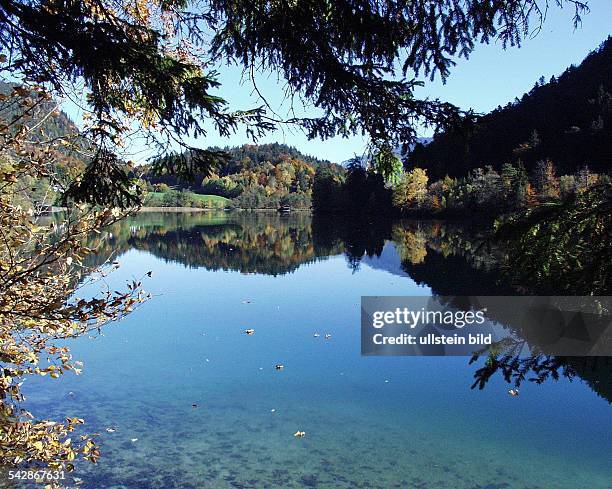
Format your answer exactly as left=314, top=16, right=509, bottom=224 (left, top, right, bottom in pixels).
left=532, top=160, right=560, bottom=199
left=0, top=87, right=148, bottom=482
left=392, top=168, right=429, bottom=211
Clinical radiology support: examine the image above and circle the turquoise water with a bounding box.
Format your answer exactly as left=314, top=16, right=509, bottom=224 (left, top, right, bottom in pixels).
left=15, top=213, right=612, bottom=488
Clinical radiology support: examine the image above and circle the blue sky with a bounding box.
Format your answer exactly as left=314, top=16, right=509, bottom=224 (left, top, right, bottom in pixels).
left=65, top=1, right=612, bottom=164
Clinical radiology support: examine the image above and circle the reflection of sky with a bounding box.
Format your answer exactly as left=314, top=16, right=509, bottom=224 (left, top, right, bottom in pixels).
left=20, top=241, right=612, bottom=489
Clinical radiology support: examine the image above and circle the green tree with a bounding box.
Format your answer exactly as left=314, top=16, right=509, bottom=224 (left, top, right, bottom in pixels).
left=372, top=145, right=404, bottom=184
left=501, top=161, right=530, bottom=209
left=494, top=183, right=610, bottom=294
left=162, top=190, right=189, bottom=207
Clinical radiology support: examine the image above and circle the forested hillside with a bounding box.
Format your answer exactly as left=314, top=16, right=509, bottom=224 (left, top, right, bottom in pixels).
left=410, top=37, right=612, bottom=179
left=0, top=81, right=87, bottom=206
left=142, top=143, right=344, bottom=209
left=0, top=81, right=79, bottom=141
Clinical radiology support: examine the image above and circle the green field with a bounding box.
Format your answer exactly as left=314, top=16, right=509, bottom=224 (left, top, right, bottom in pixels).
left=188, top=193, right=230, bottom=204
left=145, top=191, right=231, bottom=208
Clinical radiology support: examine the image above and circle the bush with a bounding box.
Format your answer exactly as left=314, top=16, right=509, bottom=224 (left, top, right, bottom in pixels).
left=161, top=190, right=189, bottom=207
left=200, top=176, right=241, bottom=198
left=153, top=183, right=170, bottom=192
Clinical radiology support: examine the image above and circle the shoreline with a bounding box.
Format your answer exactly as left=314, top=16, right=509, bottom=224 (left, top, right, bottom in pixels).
left=137, top=206, right=212, bottom=212
left=137, top=206, right=312, bottom=213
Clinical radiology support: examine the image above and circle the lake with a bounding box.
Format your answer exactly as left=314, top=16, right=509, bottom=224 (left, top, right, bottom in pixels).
left=13, top=212, right=611, bottom=489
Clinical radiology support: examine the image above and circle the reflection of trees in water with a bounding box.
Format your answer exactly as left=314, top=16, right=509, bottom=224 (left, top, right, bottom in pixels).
left=85, top=212, right=609, bottom=399
left=568, top=357, right=612, bottom=403
left=391, top=227, right=428, bottom=265
left=324, top=218, right=515, bottom=295
left=470, top=354, right=611, bottom=403
left=89, top=214, right=502, bottom=286
left=88, top=212, right=343, bottom=275
left=312, top=215, right=391, bottom=269
left=392, top=220, right=505, bottom=283
left=328, top=218, right=610, bottom=400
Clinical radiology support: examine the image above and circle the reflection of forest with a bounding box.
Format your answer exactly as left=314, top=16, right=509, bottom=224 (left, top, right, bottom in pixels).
left=390, top=221, right=518, bottom=296
left=85, top=212, right=609, bottom=401
left=318, top=217, right=516, bottom=295
left=88, top=212, right=344, bottom=275
left=88, top=213, right=593, bottom=295
left=568, top=357, right=611, bottom=403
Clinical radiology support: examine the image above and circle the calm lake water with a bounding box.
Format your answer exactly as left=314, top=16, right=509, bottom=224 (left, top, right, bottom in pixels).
left=14, top=212, right=612, bottom=488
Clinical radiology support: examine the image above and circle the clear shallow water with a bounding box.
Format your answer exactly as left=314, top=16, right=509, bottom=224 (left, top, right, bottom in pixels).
left=14, top=212, right=612, bottom=488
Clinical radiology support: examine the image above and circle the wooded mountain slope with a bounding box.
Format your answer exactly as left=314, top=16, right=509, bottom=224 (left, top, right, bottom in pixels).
left=409, top=37, right=612, bottom=179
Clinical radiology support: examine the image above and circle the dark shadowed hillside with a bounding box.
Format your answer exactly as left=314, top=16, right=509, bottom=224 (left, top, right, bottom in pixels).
left=409, top=37, right=612, bottom=179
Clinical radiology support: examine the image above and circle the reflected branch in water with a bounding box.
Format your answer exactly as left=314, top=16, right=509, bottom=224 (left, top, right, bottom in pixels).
left=469, top=353, right=612, bottom=404
left=469, top=352, right=576, bottom=390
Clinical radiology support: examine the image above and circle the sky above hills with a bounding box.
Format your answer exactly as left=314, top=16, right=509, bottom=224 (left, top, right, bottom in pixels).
left=63, top=1, right=612, bottom=164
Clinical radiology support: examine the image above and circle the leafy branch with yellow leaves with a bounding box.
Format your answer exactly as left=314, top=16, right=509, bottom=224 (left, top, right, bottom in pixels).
left=0, top=85, right=148, bottom=484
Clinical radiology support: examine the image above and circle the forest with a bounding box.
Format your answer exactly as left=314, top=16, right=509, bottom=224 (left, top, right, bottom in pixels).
left=140, top=143, right=343, bottom=210
left=313, top=37, right=611, bottom=219
left=409, top=36, right=612, bottom=179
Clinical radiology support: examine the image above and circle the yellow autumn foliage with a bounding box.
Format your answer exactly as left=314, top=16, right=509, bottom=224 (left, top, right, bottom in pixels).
left=0, top=85, right=148, bottom=482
